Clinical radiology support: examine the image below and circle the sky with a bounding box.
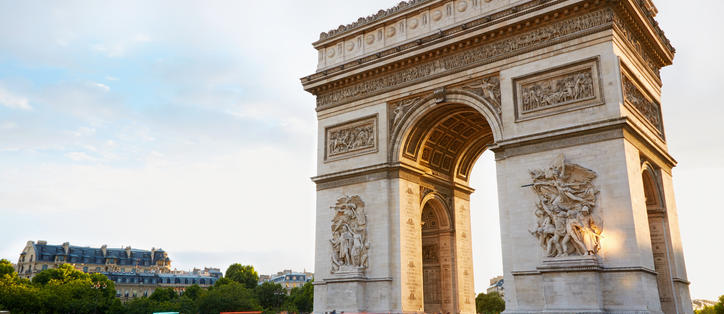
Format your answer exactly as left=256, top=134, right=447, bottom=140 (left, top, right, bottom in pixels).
left=0, top=0, right=722, bottom=300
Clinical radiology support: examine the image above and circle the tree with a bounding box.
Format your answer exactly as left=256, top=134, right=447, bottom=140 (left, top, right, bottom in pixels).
left=184, top=284, right=203, bottom=301
left=225, top=263, right=259, bottom=289
left=197, top=281, right=261, bottom=313
left=256, top=281, right=287, bottom=311
left=476, top=292, right=505, bottom=314
left=31, top=263, right=87, bottom=285
left=212, top=277, right=235, bottom=288
left=284, top=281, right=313, bottom=313
left=149, top=287, right=178, bottom=302
left=695, top=295, right=724, bottom=314
left=0, top=259, right=15, bottom=277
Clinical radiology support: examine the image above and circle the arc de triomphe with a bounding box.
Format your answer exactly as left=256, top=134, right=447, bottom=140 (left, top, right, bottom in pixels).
left=301, top=0, right=692, bottom=313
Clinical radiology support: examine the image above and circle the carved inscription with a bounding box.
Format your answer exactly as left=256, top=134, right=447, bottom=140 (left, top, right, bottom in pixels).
left=330, top=195, right=370, bottom=274
left=529, top=155, right=603, bottom=257
left=622, top=75, right=663, bottom=134
left=325, top=116, right=377, bottom=160
left=316, top=9, right=614, bottom=107
left=520, top=69, right=594, bottom=113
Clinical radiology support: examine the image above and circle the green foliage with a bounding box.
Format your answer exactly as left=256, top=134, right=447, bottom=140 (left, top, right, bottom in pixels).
left=184, top=283, right=203, bottom=301
left=0, top=259, right=15, bottom=277
left=213, top=276, right=235, bottom=287
left=476, top=291, right=505, bottom=314
left=119, top=295, right=196, bottom=314
left=695, top=295, right=724, bottom=314
left=197, top=280, right=261, bottom=313
left=31, top=263, right=88, bottom=285
left=225, top=263, right=259, bottom=289
left=149, top=286, right=178, bottom=302
left=0, top=261, right=314, bottom=314
left=283, top=281, right=314, bottom=313
left=0, top=263, right=117, bottom=314
left=256, top=281, right=287, bottom=311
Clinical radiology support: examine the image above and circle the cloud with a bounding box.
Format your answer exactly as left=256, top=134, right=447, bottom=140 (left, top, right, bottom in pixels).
left=64, top=151, right=97, bottom=162
left=89, top=82, right=110, bottom=92
left=0, top=87, right=31, bottom=110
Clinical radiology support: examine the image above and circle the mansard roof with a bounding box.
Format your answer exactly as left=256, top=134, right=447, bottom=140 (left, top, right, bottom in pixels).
left=32, top=242, right=170, bottom=266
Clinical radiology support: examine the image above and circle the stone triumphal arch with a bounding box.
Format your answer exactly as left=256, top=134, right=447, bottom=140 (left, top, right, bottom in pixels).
left=301, top=0, right=692, bottom=313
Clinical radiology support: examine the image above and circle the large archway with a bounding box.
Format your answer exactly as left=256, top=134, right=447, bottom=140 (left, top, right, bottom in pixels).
left=395, top=99, right=497, bottom=313
left=304, top=1, right=691, bottom=313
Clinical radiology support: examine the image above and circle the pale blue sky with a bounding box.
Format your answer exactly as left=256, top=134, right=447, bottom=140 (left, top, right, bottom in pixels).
left=0, top=0, right=721, bottom=300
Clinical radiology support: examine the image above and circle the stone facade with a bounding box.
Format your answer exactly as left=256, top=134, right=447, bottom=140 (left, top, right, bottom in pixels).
left=16, top=240, right=171, bottom=279
left=302, top=0, right=691, bottom=313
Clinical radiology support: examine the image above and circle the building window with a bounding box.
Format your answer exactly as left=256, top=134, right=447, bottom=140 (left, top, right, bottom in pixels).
left=96, top=267, right=101, bottom=272
left=42, top=265, right=48, bottom=270
left=83, top=266, right=88, bottom=272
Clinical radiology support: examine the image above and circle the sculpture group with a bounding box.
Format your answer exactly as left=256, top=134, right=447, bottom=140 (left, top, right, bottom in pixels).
left=529, top=155, right=603, bottom=257
left=330, top=195, right=370, bottom=273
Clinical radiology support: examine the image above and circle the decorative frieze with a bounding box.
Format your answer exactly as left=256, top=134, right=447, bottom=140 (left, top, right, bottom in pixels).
left=529, top=155, right=602, bottom=257
left=325, top=115, right=378, bottom=161
left=612, top=12, right=661, bottom=79
left=461, top=75, right=501, bottom=114
left=330, top=195, right=370, bottom=274
left=622, top=73, right=663, bottom=136
left=316, top=9, right=614, bottom=108
left=514, top=58, right=603, bottom=121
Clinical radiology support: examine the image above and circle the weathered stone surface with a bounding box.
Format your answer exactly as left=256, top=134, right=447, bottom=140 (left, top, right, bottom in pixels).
left=304, top=1, right=691, bottom=313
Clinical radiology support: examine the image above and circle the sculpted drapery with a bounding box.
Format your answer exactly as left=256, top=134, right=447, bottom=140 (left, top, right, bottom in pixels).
left=330, top=195, right=370, bottom=273
left=529, top=155, right=603, bottom=257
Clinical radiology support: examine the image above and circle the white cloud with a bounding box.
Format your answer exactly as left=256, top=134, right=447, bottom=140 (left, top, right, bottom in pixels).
left=71, top=126, right=96, bottom=137
left=0, top=87, right=31, bottom=110
left=89, top=82, right=110, bottom=92
left=105, top=76, right=119, bottom=81
left=65, top=151, right=97, bottom=162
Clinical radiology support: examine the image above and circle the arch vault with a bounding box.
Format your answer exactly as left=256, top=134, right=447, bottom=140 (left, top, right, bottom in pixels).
left=302, top=1, right=692, bottom=313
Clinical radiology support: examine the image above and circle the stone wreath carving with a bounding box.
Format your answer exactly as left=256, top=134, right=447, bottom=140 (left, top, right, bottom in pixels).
left=529, top=155, right=603, bottom=257
left=330, top=195, right=370, bottom=273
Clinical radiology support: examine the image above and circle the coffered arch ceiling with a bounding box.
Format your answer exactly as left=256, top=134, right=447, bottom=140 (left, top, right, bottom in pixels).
left=401, top=103, right=494, bottom=182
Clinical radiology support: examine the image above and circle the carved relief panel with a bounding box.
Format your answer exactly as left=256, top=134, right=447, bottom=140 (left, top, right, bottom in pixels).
left=514, top=58, right=604, bottom=121
left=330, top=195, right=370, bottom=274
left=621, top=64, right=664, bottom=138
left=325, top=115, right=378, bottom=162
left=528, top=155, right=603, bottom=257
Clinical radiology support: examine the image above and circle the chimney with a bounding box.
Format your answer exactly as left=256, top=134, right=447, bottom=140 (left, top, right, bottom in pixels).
left=151, top=247, right=156, bottom=262
left=125, top=246, right=131, bottom=258
left=62, top=242, right=70, bottom=255
left=101, top=245, right=107, bottom=257
left=37, top=240, right=47, bottom=245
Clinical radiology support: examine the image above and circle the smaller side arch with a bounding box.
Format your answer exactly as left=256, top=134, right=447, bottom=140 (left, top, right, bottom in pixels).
left=420, top=192, right=453, bottom=230
left=641, top=161, right=664, bottom=210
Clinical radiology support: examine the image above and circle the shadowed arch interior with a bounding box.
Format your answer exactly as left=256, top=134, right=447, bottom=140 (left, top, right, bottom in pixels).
left=401, top=103, right=494, bottom=182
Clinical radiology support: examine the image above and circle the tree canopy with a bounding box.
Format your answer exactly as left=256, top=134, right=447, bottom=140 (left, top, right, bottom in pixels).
left=225, top=263, right=259, bottom=289
left=696, top=295, right=724, bottom=314
left=476, top=291, right=505, bottom=314
left=0, top=260, right=120, bottom=314
left=0, top=260, right=315, bottom=313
